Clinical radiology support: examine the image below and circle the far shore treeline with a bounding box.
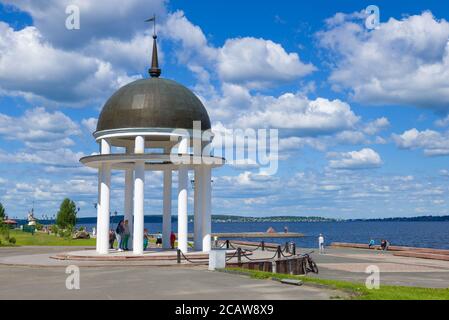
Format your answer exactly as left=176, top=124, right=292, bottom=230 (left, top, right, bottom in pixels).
left=8, top=214, right=449, bottom=225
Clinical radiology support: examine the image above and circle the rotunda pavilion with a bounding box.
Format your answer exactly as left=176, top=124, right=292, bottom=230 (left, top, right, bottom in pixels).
left=80, top=32, right=224, bottom=255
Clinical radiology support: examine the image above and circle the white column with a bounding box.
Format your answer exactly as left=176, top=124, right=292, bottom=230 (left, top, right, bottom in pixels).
left=133, top=136, right=145, bottom=255
left=162, top=169, right=172, bottom=249
left=193, top=167, right=203, bottom=251
left=96, top=169, right=101, bottom=252
left=177, top=136, right=189, bottom=253
left=98, top=139, right=111, bottom=254
left=201, top=166, right=212, bottom=252
left=124, top=167, right=134, bottom=249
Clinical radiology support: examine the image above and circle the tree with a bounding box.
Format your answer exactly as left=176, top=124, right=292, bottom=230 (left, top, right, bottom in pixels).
left=0, top=202, right=5, bottom=221
left=56, top=198, right=77, bottom=229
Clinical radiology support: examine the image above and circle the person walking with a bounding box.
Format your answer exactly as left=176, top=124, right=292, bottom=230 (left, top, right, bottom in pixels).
left=318, top=233, right=325, bottom=254
left=170, top=231, right=176, bottom=249
left=122, top=220, right=130, bottom=251
left=115, top=220, right=124, bottom=252
left=156, top=232, right=163, bottom=248
left=368, top=238, right=375, bottom=249
left=108, top=229, right=116, bottom=249
left=143, top=228, right=149, bottom=250
left=380, top=239, right=386, bottom=251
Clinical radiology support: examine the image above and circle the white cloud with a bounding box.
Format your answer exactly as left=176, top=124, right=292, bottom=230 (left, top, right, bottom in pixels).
left=3, top=178, right=97, bottom=204
left=0, top=22, right=134, bottom=104
left=363, top=117, right=390, bottom=135
left=0, top=107, right=80, bottom=149
left=435, top=115, right=449, bottom=127
left=235, top=94, right=359, bottom=135
left=318, top=11, right=449, bottom=111
left=164, top=11, right=315, bottom=90
left=2, top=0, right=167, bottom=49
left=0, top=148, right=85, bottom=167
left=278, top=136, right=327, bottom=152
left=162, top=10, right=217, bottom=87
left=334, top=130, right=366, bottom=145
left=164, top=10, right=217, bottom=62
left=83, top=32, right=158, bottom=74
left=81, top=117, right=98, bottom=134
left=217, top=37, right=316, bottom=89
left=392, top=128, right=449, bottom=156
left=328, top=148, right=383, bottom=169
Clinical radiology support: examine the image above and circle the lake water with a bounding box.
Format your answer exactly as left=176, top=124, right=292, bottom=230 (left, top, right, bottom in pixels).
left=76, top=220, right=449, bottom=250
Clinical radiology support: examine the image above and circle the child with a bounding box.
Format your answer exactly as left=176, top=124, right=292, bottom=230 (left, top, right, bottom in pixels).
left=143, top=228, right=149, bottom=250
left=156, top=232, right=162, bottom=247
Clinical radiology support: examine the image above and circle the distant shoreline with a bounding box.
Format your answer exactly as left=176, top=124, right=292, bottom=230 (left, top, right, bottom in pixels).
left=10, top=214, right=449, bottom=224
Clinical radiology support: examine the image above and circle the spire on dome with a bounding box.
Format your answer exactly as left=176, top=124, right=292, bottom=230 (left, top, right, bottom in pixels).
left=145, top=15, right=161, bottom=78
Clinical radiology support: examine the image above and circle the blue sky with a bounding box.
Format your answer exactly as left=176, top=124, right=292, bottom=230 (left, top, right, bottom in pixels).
left=1, top=0, right=449, bottom=219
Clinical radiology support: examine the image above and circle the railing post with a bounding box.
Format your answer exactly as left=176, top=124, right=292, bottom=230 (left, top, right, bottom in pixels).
left=277, top=245, right=281, bottom=259
left=177, top=249, right=181, bottom=264
left=292, top=242, right=296, bottom=255
left=226, top=240, right=230, bottom=249
left=261, top=241, right=265, bottom=251
left=285, top=241, right=289, bottom=253
left=237, top=247, right=242, bottom=264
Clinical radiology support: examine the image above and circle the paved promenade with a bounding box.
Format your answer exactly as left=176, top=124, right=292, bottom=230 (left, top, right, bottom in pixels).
left=1, top=245, right=449, bottom=299
left=0, top=246, right=342, bottom=300
left=308, top=247, right=449, bottom=288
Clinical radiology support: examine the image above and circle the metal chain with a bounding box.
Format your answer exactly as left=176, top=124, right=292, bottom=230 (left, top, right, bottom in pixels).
left=280, top=250, right=294, bottom=258
left=177, top=240, right=298, bottom=264
left=228, top=242, right=238, bottom=250
left=240, top=250, right=264, bottom=261
left=241, top=242, right=262, bottom=252
left=225, top=250, right=239, bottom=262
left=179, top=251, right=208, bottom=264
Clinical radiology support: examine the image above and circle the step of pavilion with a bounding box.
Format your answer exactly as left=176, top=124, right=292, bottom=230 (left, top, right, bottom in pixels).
left=50, top=249, right=239, bottom=262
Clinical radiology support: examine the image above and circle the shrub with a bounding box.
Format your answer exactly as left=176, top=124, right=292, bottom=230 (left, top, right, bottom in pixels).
left=56, top=198, right=77, bottom=229
left=8, top=237, right=16, bottom=244
left=0, top=224, right=9, bottom=241
left=35, top=222, right=43, bottom=231
left=50, top=224, right=59, bottom=235
left=63, top=229, right=73, bottom=239
left=0, top=202, right=5, bottom=221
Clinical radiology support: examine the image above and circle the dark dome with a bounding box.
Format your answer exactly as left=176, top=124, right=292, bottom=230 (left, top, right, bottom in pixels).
left=96, top=78, right=211, bottom=132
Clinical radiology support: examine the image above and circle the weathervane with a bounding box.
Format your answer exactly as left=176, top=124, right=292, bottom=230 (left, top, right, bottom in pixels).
left=145, top=14, right=157, bottom=37
left=145, top=14, right=161, bottom=78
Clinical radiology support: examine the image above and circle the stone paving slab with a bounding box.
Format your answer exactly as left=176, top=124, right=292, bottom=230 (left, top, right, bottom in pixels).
left=0, top=265, right=345, bottom=300
left=3, top=246, right=449, bottom=290
left=322, top=251, right=449, bottom=270
left=0, top=253, right=208, bottom=267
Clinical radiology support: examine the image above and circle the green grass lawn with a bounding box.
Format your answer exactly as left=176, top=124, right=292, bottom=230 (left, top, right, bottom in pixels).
left=0, top=229, right=182, bottom=248
left=0, top=229, right=96, bottom=247
left=224, top=268, right=449, bottom=300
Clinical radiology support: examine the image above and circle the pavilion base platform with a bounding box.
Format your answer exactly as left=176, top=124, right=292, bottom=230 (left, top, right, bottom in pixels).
left=51, top=248, right=238, bottom=262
